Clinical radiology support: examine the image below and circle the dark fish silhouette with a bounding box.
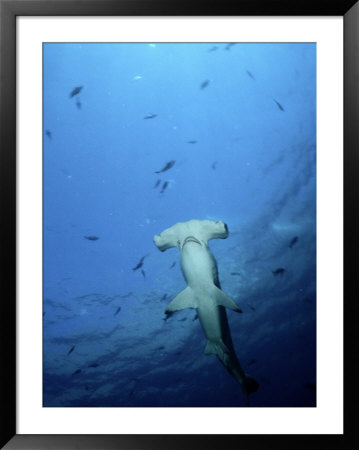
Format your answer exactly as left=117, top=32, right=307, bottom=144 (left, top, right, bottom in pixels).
left=289, top=236, right=299, bottom=248
left=272, top=268, right=285, bottom=276
left=208, top=46, right=219, bottom=52
left=248, top=359, right=256, bottom=366
left=230, top=272, right=241, bottom=276
left=163, top=311, right=174, bottom=322
left=75, top=98, right=82, bottom=109
left=114, top=306, right=121, bottom=316
left=192, top=313, right=199, bottom=321
left=153, top=179, right=161, bottom=188
left=84, top=236, right=99, bottom=241
left=144, top=113, right=157, bottom=119
left=141, top=269, right=146, bottom=279
left=225, top=43, right=236, bottom=51
left=246, top=70, right=255, bottom=80
left=69, top=86, right=83, bottom=98
left=88, top=362, right=100, bottom=368
left=247, top=303, right=256, bottom=311
left=187, top=140, right=197, bottom=144
left=178, top=317, right=187, bottom=322
left=211, top=161, right=218, bottom=170
left=160, top=181, right=169, bottom=194
left=67, top=345, right=75, bottom=356
left=72, top=369, right=82, bottom=376
left=273, top=99, right=285, bottom=111
left=200, top=80, right=210, bottom=90
left=169, top=261, right=176, bottom=269
left=45, top=129, right=52, bottom=139
left=155, top=160, right=175, bottom=174
left=132, top=254, right=149, bottom=271
left=160, top=294, right=168, bottom=302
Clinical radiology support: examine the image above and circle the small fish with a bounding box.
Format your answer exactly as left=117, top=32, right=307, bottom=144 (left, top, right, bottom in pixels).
left=141, top=269, right=146, bottom=279
left=225, top=43, right=236, bottom=51
left=178, top=317, right=187, bottom=322
left=72, top=369, right=82, bottom=376
left=192, top=313, right=199, bottom=321
left=248, top=359, right=256, bottom=366
left=114, top=306, right=121, bottom=316
left=211, top=161, right=218, bottom=170
left=272, top=268, right=285, bottom=276
left=43, top=312, right=46, bottom=317
left=175, top=351, right=182, bottom=356
left=144, top=113, right=157, bottom=119
left=45, top=129, right=52, bottom=139
left=160, top=181, right=169, bottom=194
left=230, top=272, right=241, bottom=276
left=157, top=346, right=165, bottom=351
left=273, top=99, right=285, bottom=111
left=289, top=236, right=299, bottom=248
left=67, top=345, right=75, bottom=356
left=75, top=98, right=82, bottom=109
left=153, top=179, right=161, bottom=188
left=84, top=236, right=99, bottom=241
left=169, top=261, right=176, bottom=269
left=160, top=294, right=168, bottom=302
left=200, top=80, right=210, bottom=90
left=154, top=160, right=175, bottom=174
left=69, top=86, right=83, bottom=98
left=163, top=311, right=174, bottom=322
left=208, top=46, right=219, bottom=52
left=246, top=70, right=255, bottom=80
left=88, top=362, right=99, bottom=368
left=132, top=254, right=149, bottom=271
left=187, top=140, right=197, bottom=144
left=247, top=303, right=256, bottom=311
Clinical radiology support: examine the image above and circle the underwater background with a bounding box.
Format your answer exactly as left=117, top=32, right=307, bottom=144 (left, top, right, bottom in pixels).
left=43, top=42, right=316, bottom=407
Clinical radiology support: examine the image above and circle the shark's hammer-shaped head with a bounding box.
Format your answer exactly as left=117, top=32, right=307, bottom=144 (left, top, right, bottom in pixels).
left=153, top=219, right=229, bottom=252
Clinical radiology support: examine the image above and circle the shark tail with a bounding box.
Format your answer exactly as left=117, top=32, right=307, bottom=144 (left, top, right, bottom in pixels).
left=204, top=339, right=259, bottom=406
left=240, top=375, right=259, bottom=407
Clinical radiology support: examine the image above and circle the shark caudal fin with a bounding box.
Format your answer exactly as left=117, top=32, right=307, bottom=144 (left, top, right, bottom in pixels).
left=241, top=375, right=260, bottom=407
left=244, top=374, right=259, bottom=394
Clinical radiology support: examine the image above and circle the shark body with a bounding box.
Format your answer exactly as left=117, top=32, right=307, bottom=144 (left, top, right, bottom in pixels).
left=154, top=219, right=258, bottom=406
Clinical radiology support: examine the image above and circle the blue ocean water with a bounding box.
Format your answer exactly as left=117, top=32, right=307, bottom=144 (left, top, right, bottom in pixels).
left=43, top=42, right=316, bottom=407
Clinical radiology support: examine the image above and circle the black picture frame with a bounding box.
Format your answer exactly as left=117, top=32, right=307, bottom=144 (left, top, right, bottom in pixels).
left=1, top=0, right=357, bottom=448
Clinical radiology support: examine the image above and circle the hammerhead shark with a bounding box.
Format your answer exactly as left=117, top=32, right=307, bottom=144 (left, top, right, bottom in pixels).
left=154, top=219, right=258, bottom=406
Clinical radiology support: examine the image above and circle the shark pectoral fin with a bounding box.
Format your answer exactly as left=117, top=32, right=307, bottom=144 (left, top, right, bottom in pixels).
left=213, top=287, right=242, bottom=312
left=165, top=287, right=197, bottom=313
